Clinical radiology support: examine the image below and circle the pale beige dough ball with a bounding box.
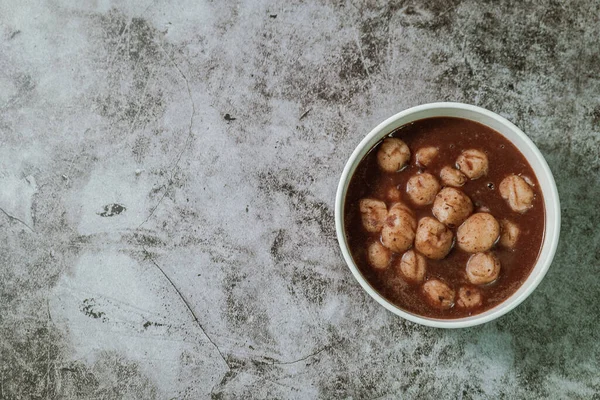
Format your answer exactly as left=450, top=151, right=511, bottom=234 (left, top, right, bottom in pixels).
left=499, top=174, right=535, bottom=213
left=398, top=249, right=427, bottom=283
left=416, top=146, right=439, bottom=167
left=466, top=252, right=501, bottom=285
left=432, top=187, right=474, bottom=227
left=386, top=186, right=402, bottom=203
left=456, top=149, right=489, bottom=180
left=499, top=219, right=520, bottom=248
left=456, top=286, right=483, bottom=308
left=359, top=198, right=387, bottom=233
left=406, top=173, right=440, bottom=206
left=367, top=241, right=391, bottom=270
left=415, top=217, right=454, bottom=260
left=440, top=166, right=467, bottom=187
left=381, top=203, right=417, bottom=253
left=457, top=213, right=500, bottom=253
left=377, top=138, right=411, bottom=173
left=423, top=279, right=455, bottom=309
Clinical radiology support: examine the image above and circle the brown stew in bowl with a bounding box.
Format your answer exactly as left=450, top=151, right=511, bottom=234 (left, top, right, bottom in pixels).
left=344, top=117, right=545, bottom=319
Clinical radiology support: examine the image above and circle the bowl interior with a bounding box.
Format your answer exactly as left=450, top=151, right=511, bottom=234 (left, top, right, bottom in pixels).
left=335, top=103, right=560, bottom=328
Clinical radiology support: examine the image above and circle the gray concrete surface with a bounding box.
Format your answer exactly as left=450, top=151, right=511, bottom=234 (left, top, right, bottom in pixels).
left=1, top=0, right=599, bottom=398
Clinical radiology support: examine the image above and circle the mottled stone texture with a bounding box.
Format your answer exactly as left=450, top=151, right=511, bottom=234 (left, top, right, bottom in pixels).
left=0, top=0, right=598, bottom=398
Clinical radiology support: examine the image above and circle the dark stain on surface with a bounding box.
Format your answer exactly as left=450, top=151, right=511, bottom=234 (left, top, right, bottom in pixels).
left=429, top=48, right=450, bottom=65
left=319, top=373, right=351, bottom=398
left=196, top=231, right=274, bottom=345
left=434, top=60, right=477, bottom=97
left=80, top=298, right=107, bottom=320
left=143, top=320, right=165, bottom=329
left=132, top=135, right=151, bottom=162
left=127, top=17, right=160, bottom=63
left=469, top=6, right=562, bottom=76
left=7, top=72, right=37, bottom=107
left=258, top=171, right=335, bottom=241
left=415, top=0, right=463, bottom=31
left=0, top=324, right=62, bottom=398
left=224, top=282, right=273, bottom=346
left=210, top=369, right=239, bottom=399
left=354, top=2, right=403, bottom=76
left=131, top=232, right=166, bottom=248
left=270, top=229, right=286, bottom=262
left=590, top=105, right=600, bottom=127
left=97, top=89, right=164, bottom=128
left=93, top=9, right=166, bottom=129
left=338, top=42, right=369, bottom=82
left=15, top=73, right=35, bottom=92
left=289, top=267, right=331, bottom=306
left=97, top=11, right=159, bottom=66
left=0, top=317, right=157, bottom=398
left=58, top=353, right=159, bottom=399
left=98, top=203, right=126, bottom=217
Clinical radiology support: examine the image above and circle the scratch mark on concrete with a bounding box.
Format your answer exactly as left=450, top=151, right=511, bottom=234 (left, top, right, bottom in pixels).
left=128, top=65, right=157, bottom=136
left=0, top=206, right=35, bottom=232
left=355, top=31, right=374, bottom=88
left=144, top=251, right=230, bottom=372
left=137, top=184, right=168, bottom=229
left=158, top=43, right=196, bottom=178
left=0, top=339, right=37, bottom=375
left=299, top=108, right=311, bottom=120
left=268, top=339, right=343, bottom=366
left=138, top=41, right=197, bottom=229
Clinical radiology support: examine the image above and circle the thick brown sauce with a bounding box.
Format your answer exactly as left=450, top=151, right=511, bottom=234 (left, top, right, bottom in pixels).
left=344, top=117, right=545, bottom=319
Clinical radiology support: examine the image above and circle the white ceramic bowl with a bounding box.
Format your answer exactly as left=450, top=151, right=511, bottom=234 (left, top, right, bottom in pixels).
left=335, top=102, right=561, bottom=328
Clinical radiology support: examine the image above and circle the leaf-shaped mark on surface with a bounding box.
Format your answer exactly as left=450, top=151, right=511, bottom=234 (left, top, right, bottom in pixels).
left=98, top=203, right=126, bottom=217
left=80, top=298, right=106, bottom=320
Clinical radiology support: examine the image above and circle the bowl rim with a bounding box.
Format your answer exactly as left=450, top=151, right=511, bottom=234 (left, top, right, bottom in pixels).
left=334, top=102, right=561, bottom=328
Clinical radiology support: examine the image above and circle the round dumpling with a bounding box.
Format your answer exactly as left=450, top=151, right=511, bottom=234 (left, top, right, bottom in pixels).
left=359, top=198, right=387, bottom=233
left=381, top=203, right=417, bottom=253
left=398, top=250, right=427, bottom=283
left=456, top=149, right=488, bottom=180
left=499, top=219, right=520, bottom=248
left=367, top=241, right=391, bottom=270
left=440, top=166, right=467, bottom=187
left=415, top=147, right=439, bottom=167
left=406, top=173, right=440, bottom=206
left=456, top=286, right=483, bottom=308
left=432, top=187, right=474, bottom=227
left=466, top=252, right=501, bottom=285
left=499, top=174, right=534, bottom=213
left=377, top=138, right=411, bottom=173
left=414, top=217, right=454, bottom=260
left=386, top=186, right=402, bottom=203
left=423, top=279, right=455, bottom=309
left=456, top=213, right=500, bottom=253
